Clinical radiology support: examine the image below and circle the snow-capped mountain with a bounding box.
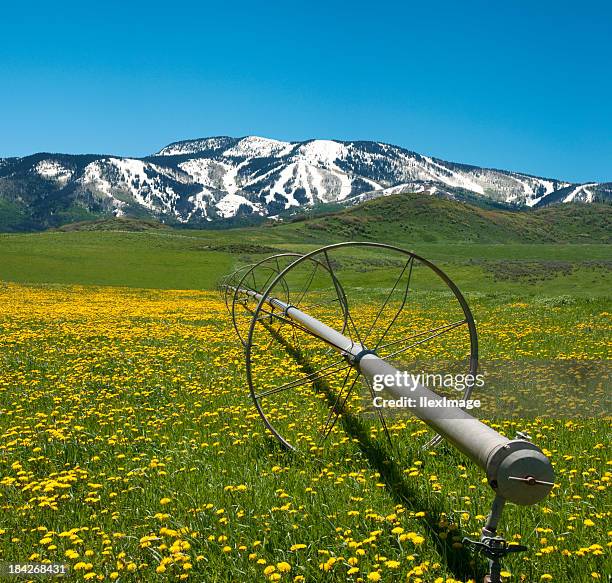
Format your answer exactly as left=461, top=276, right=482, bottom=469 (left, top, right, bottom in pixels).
left=0, top=136, right=608, bottom=228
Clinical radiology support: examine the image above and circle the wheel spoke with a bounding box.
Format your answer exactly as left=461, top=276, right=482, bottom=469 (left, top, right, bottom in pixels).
left=363, top=375, right=394, bottom=446
left=304, top=296, right=343, bottom=311
left=381, top=319, right=468, bottom=360
left=256, top=268, right=279, bottom=298
left=363, top=257, right=412, bottom=345
left=373, top=257, right=414, bottom=350
left=255, top=360, right=351, bottom=400
left=319, top=370, right=360, bottom=443
left=376, top=319, right=468, bottom=352
left=323, top=250, right=363, bottom=346
left=294, top=261, right=319, bottom=309
left=291, top=316, right=304, bottom=354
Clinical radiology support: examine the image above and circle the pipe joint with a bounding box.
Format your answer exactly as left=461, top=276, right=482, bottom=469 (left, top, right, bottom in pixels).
left=351, top=348, right=378, bottom=371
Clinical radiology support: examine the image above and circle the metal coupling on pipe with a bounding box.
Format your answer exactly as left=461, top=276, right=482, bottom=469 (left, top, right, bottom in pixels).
left=485, top=440, right=555, bottom=505
left=351, top=348, right=378, bottom=370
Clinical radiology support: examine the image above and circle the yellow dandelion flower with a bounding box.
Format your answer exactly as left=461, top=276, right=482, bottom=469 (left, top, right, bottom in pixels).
left=385, top=560, right=400, bottom=569
left=277, top=562, right=291, bottom=573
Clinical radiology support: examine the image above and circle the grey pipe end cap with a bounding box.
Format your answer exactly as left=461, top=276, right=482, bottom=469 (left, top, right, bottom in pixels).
left=496, top=449, right=555, bottom=506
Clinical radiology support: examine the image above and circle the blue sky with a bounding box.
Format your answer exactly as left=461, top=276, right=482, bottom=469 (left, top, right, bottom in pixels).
left=1, top=0, right=610, bottom=182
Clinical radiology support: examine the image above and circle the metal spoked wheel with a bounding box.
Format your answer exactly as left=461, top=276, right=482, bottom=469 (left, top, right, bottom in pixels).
left=230, top=254, right=303, bottom=346
left=244, top=242, right=478, bottom=454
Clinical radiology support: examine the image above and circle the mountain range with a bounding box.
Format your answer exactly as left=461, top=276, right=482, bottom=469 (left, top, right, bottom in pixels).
left=0, top=136, right=610, bottom=230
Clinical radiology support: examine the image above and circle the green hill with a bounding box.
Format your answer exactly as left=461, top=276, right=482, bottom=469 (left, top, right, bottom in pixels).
left=278, top=193, right=611, bottom=244
left=56, top=216, right=172, bottom=232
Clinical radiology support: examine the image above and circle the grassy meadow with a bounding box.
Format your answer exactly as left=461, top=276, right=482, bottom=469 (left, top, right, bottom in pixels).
left=0, top=198, right=610, bottom=582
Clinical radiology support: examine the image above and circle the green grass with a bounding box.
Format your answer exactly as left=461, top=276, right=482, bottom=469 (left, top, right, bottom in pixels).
left=0, top=233, right=610, bottom=296
left=0, top=231, right=235, bottom=289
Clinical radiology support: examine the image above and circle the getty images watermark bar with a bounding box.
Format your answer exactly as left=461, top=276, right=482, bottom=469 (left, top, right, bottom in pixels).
left=371, top=370, right=483, bottom=411
left=366, top=359, right=610, bottom=419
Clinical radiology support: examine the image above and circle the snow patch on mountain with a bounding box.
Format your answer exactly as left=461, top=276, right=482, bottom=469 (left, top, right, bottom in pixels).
left=222, top=161, right=247, bottom=196
left=80, top=158, right=188, bottom=216
left=34, top=160, right=74, bottom=184
left=299, top=140, right=347, bottom=166
left=185, top=186, right=218, bottom=222
left=81, top=161, right=115, bottom=198
left=265, top=164, right=297, bottom=205
left=564, top=183, right=597, bottom=203
left=179, top=158, right=225, bottom=189
left=223, top=136, right=292, bottom=159
left=422, top=157, right=485, bottom=195
left=382, top=182, right=437, bottom=196
left=216, top=194, right=261, bottom=218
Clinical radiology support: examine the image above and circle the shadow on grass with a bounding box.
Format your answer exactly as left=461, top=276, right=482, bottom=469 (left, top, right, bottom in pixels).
left=261, top=325, right=484, bottom=581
